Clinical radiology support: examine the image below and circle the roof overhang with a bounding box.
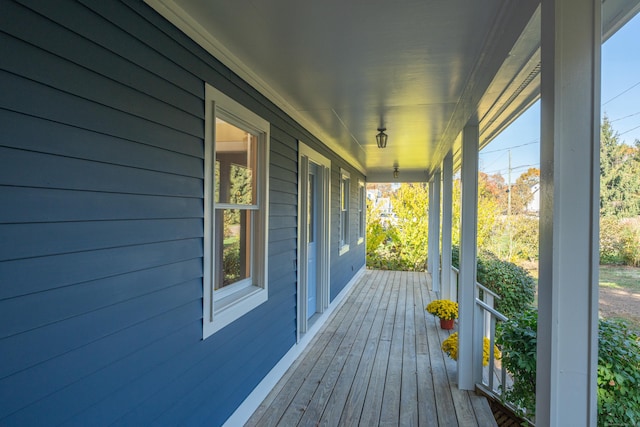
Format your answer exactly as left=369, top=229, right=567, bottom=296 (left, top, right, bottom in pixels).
left=147, top=0, right=640, bottom=181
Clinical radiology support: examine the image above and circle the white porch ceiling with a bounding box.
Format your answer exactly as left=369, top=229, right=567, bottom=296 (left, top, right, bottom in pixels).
left=148, top=0, right=640, bottom=181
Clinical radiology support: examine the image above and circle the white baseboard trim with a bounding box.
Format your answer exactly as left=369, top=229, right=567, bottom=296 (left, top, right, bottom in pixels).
left=223, top=266, right=367, bottom=427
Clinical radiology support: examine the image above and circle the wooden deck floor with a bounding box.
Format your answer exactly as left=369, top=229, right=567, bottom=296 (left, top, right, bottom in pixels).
left=246, top=270, right=497, bottom=427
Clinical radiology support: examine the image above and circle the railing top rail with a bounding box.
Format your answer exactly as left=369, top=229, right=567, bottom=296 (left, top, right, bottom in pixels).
left=475, top=298, right=508, bottom=322
left=475, top=282, right=501, bottom=299
left=451, top=265, right=501, bottom=300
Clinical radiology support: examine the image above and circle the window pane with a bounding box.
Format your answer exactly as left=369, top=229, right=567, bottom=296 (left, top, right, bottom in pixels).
left=215, top=118, right=257, bottom=205
left=215, top=208, right=252, bottom=289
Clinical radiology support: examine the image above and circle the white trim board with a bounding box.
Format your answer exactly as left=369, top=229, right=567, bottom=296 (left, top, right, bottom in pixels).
left=222, top=266, right=366, bottom=427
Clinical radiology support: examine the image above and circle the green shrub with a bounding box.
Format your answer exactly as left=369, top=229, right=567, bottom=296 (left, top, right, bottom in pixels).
left=477, top=253, right=535, bottom=318
left=497, top=314, right=640, bottom=426
left=451, top=245, right=460, bottom=269
left=389, top=184, right=429, bottom=271
left=621, top=220, right=640, bottom=267
left=600, top=216, right=626, bottom=264
left=599, top=216, right=640, bottom=266
left=598, top=319, right=640, bottom=426
left=365, top=190, right=428, bottom=272
left=497, top=309, right=538, bottom=420
left=451, top=246, right=535, bottom=318
left=510, top=215, right=539, bottom=262
left=222, top=240, right=241, bottom=286
left=366, top=200, right=387, bottom=256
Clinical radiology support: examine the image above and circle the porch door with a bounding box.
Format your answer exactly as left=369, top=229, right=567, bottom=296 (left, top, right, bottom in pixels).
left=307, top=162, right=319, bottom=318
left=297, top=142, right=331, bottom=339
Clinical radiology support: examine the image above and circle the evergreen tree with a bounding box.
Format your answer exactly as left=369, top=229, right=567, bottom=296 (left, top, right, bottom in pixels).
left=600, top=116, right=640, bottom=217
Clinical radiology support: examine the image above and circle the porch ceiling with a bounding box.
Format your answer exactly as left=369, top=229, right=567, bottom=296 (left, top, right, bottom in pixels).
left=148, top=0, right=640, bottom=181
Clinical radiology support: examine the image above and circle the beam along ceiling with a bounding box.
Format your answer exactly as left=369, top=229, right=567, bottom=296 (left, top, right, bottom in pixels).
left=149, top=0, right=640, bottom=181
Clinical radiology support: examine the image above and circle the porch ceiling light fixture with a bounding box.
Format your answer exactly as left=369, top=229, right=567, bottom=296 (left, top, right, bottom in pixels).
left=376, top=127, right=388, bottom=148
left=393, top=167, right=399, bottom=179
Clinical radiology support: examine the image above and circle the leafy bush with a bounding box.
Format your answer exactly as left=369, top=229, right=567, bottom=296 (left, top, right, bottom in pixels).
left=599, top=216, right=640, bottom=266
left=365, top=199, right=387, bottom=256
left=222, top=240, right=241, bottom=286
left=497, top=309, right=538, bottom=420
left=598, top=319, right=640, bottom=426
left=390, top=183, right=429, bottom=271
left=476, top=253, right=535, bottom=318
left=600, top=216, right=626, bottom=264
left=497, top=313, right=640, bottom=426
left=365, top=184, right=429, bottom=271
left=621, top=219, right=640, bottom=267
left=451, top=246, right=535, bottom=318
left=509, top=215, right=539, bottom=262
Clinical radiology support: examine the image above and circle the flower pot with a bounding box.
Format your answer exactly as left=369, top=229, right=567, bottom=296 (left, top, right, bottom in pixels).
left=440, top=318, right=455, bottom=330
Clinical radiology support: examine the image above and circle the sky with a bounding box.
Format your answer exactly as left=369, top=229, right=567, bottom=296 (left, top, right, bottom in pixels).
left=479, top=12, right=640, bottom=181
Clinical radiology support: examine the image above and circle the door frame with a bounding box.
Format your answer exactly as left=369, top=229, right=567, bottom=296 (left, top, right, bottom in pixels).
left=297, top=142, right=331, bottom=341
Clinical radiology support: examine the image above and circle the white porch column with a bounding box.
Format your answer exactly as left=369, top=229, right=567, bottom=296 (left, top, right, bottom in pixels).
left=427, top=180, right=435, bottom=277
left=537, top=0, right=601, bottom=424
left=428, top=172, right=441, bottom=292
left=441, top=152, right=453, bottom=301
left=458, top=124, right=481, bottom=390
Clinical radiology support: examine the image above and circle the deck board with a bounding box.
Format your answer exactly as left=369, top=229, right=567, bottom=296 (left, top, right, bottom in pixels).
left=245, top=270, right=498, bottom=427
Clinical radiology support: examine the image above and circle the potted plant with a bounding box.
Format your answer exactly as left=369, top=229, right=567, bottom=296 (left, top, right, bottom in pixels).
left=425, top=299, right=458, bottom=329
left=441, top=333, right=501, bottom=367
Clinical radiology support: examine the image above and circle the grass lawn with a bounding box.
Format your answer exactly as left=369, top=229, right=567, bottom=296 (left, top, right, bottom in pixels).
left=599, top=264, right=640, bottom=332
left=599, top=264, right=640, bottom=292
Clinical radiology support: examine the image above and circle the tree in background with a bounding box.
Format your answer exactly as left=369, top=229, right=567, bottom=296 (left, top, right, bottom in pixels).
left=481, top=172, right=508, bottom=214
left=600, top=116, right=640, bottom=218
left=390, top=183, right=430, bottom=271
left=510, top=168, right=540, bottom=215
left=598, top=116, right=640, bottom=266
left=451, top=175, right=503, bottom=250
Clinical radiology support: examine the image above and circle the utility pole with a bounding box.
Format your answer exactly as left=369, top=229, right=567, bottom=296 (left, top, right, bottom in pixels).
left=507, top=150, right=512, bottom=217
left=507, top=150, right=512, bottom=259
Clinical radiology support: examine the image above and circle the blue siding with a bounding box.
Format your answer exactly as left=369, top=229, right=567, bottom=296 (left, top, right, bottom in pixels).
left=0, top=1, right=364, bottom=425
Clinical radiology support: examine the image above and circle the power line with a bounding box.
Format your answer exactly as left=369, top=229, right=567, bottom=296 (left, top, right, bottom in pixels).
left=483, top=163, right=540, bottom=176
left=619, top=124, right=640, bottom=136
left=610, top=111, right=640, bottom=122
left=481, top=150, right=508, bottom=172
left=603, top=80, right=640, bottom=106
left=480, top=139, right=539, bottom=155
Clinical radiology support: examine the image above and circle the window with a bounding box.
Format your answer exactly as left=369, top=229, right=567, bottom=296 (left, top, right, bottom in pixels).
left=339, top=168, right=350, bottom=255
left=358, top=180, right=365, bottom=244
left=203, top=84, right=269, bottom=338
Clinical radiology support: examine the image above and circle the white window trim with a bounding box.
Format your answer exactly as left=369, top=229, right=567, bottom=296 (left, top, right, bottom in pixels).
left=357, top=179, right=365, bottom=245
left=339, top=168, right=350, bottom=256
left=203, top=84, right=270, bottom=339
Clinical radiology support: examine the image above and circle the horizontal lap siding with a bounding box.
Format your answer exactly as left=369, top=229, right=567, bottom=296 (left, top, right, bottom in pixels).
left=0, top=0, right=363, bottom=425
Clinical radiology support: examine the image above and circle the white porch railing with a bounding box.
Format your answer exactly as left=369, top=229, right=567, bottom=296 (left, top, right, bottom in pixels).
left=449, top=266, right=509, bottom=400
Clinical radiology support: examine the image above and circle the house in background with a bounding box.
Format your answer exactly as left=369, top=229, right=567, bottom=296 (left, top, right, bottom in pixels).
left=527, top=183, right=541, bottom=214
left=1, top=1, right=639, bottom=426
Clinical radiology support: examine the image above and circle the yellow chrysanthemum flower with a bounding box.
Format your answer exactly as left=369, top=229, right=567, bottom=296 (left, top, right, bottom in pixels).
left=441, top=333, right=501, bottom=366
left=426, top=299, right=459, bottom=320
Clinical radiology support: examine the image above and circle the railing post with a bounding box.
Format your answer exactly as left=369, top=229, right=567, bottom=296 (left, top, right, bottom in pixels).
left=428, top=174, right=441, bottom=292
left=474, top=296, right=508, bottom=398
left=485, top=294, right=494, bottom=340
left=473, top=299, right=484, bottom=387
left=441, top=152, right=453, bottom=301
left=450, top=267, right=459, bottom=303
